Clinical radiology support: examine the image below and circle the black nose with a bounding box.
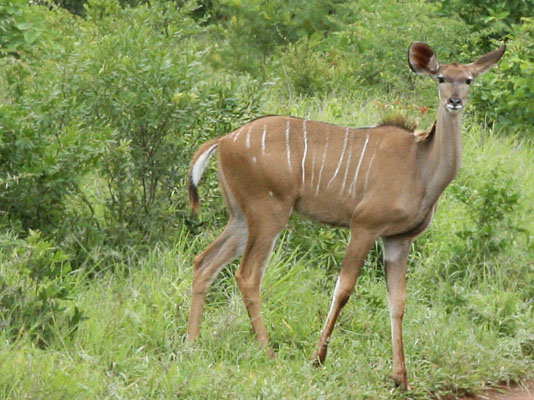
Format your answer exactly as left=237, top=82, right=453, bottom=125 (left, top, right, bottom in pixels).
left=449, top=97, right=462, bottom=107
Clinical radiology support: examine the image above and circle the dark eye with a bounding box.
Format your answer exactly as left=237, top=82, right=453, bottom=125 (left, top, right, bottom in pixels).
left=466, top=78, right=473, bottom=85
left=437, top=77, right=445, bottom=83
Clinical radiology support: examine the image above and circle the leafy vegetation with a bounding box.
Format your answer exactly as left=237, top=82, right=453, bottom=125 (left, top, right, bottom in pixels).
left=0, top=0, right=533, bottom=399
left=469, top=18, right=534, bottom=129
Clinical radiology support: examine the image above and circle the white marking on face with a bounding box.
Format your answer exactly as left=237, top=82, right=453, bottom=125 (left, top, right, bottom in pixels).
left=315, top=126, right=330, bottom=195
left=301, top=119, right=308, bottom=185
left=261, top=124, right=267, bottom=156
left=246, top=124, right=253, bottom=149
left=252, top=156, right=257, bottom=163
left=326, top=127, right=349, bottom=190
left=285, top=118, right=292, bottom=172
left=340, top=132, right=354, bottom=195
left=269, top=191, right=274, bottom=197
left=445, top=104, right=463, bottom=112
left=233, top=126, right=244, bottom=142
left=349, top=132, right=370, bottom=197
left=363, top=138, right=379, bottom=195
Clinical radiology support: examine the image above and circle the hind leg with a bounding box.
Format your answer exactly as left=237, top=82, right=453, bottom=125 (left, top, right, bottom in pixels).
left=187, top=213, right=248, bottom=341
left=234, top=203, right=290, bottom=356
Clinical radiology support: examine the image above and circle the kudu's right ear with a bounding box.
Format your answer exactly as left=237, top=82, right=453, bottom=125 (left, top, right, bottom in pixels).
left=408, top=42, right=440, bottom=76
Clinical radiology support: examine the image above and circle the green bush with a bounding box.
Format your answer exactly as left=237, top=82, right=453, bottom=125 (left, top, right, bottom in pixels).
left=208, top=0, right=340, bottom=76
left=440, top=162, right=525, bottom=282
left=469, top=18, right=534, bottom=130
left=439, top=0, right=534, bottom=52
left=76, top=1, right=262, bottom=243
left=0, top=0, right=44, bottom=58
left=0, top=231, right=83, bottom=347
left=0, top=61, right=105, bottom=235
left=274, top=35, right=337, bottom=97
left=268, top=0, right=469, bottom=100
left=1, top=1, right=263, bottom=255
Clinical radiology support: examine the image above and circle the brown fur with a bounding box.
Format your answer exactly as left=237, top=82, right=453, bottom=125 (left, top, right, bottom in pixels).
left=186, top=42, right=505, bottom=391
left=188, top=176, right=200, bottom=212
left=414, top=120, right=437, bottom=142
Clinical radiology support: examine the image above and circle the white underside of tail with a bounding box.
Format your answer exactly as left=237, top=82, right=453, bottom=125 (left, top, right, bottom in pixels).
left=191, top=144, right=218, bottom=186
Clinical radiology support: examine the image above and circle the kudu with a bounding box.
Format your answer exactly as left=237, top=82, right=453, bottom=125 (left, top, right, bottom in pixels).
left=186, top=42, right=505, bottom=389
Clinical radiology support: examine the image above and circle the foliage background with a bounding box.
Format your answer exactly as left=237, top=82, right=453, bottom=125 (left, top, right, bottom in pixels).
left=0, top=0, right=533, bottom=398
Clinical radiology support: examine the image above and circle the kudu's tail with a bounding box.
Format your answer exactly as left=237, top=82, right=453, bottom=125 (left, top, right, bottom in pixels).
left=188, top=138, right=220, bottom=212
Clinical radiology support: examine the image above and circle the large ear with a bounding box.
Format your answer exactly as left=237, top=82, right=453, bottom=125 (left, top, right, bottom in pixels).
left=408, top=42, right=440, bottom=76
left=467, top=45, right=506, bottom=77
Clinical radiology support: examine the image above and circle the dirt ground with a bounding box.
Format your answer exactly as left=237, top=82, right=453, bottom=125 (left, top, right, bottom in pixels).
left=463, top=383, right=534, bottom=400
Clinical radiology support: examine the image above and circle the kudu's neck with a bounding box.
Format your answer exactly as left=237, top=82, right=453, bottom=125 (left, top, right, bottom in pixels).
left=420, top=105, right=463, bottom=205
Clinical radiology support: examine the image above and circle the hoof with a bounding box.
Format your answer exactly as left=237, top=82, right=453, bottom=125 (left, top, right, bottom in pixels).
left=393, top=374, right=411, bottom=391
left=266, top=348, right=276, bottom=359
left=311, top=348, right=327, bottom=368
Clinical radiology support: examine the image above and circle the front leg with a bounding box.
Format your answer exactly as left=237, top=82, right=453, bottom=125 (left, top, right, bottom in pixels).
left=383, top=237, right=412, bottom=390
left=312, top=227, right=377, bottom=365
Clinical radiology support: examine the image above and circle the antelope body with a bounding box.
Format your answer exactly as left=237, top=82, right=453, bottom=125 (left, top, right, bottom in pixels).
left=186, top=42, right=505, bottom=389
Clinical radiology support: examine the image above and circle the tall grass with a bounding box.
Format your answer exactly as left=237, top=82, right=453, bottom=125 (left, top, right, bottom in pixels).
left=1, top=98, right=533, bottom=399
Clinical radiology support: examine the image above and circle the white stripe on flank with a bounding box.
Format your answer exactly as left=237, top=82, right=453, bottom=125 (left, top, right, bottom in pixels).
left=261, top=124, right=267, bottom=156
left=326, top=127, right=349, bottom=190
left=285, top=119, right=292, bottom=171
left=363, top=138, right=380, bottom=195
left=349, top=132, right=370, bottom=197
left=310, top=145, right=317, bottom=190
left=301, top=120, right=308, bottom=185
left=233, top=126, right=244, bottom=142
left=246, top=124, right=253, bottom=149
left=315, top=126, right=330, bottom=195
left=340, top=133, right=354, bottom=195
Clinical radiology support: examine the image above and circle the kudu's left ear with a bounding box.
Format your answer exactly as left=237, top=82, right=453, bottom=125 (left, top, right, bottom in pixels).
left=467, top=45, right=506, bottom=77
left=408, top=42, right=440, bottom=76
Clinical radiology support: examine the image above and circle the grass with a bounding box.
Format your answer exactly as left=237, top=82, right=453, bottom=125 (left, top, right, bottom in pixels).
left=1, top=236, right=532, bottom=399
left=1, top=100, right=534, bottom=399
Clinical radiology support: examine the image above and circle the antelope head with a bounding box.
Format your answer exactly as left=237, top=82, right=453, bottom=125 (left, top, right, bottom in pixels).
left=408, top=42, right=506, bottom=114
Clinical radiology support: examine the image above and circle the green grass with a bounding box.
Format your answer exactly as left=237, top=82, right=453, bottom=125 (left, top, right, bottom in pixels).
left=1, top=235, right=532, bottom=399
left=1, top=99, right=534, bottom=399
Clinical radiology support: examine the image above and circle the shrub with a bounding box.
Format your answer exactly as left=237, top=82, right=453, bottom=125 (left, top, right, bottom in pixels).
left=269, top=0, right=469, bottom=101
left=439, top=0, right=534, bottom=52
left=0, top=0, right=44, bottom=58
left=209, top=0, right=340, bottom=76
left=0, top=60, right=105, bottom=235
left=0, top=231, right=83, bottom=347
left=440, top=162, right=525, bottom=282
left=76, top=1, right=262, bottom=243
left=275, top=35, right=337, bottom=97
left=1, top=1, right=263, bottom=253
left=469, top=18, right=534, bottom=130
